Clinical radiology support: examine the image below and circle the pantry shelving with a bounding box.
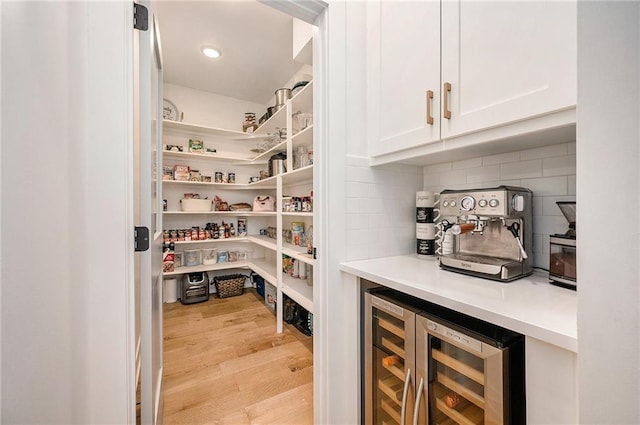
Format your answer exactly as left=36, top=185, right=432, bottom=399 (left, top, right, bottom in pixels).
left=163, top=179, right=276, bottom=190
left=163, top=211, right=277, bottom=216
left=161, top=79, right=315, bottom=335
left=282, top=274, right=314, bottom=313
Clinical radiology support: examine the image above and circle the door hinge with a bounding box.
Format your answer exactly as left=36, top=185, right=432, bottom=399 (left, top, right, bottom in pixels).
left=313, top=247, right=317, bottom=260
left=133, top=3, right=148, bottom=31
left=134, top=226, right=150, bottom=252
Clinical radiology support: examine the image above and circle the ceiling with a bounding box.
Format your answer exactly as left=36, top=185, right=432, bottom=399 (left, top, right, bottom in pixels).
left=154, top=1, right=304, bottom=105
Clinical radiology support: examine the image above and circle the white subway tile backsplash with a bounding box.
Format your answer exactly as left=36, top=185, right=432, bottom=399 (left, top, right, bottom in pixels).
left=346, top=181, right=370, bottom=198
left=346, top=228, right=374, bottom=247
left=500, top=159, right=542, bottom=180
left=482, top=151, right=520, bottom=166
left=423, top=173, right=441, bottom=187
left=532, top=196, right=543, bottom=217
left=532, top=215, right=568, bottom=236
left=424, top=162, right=453, bottom=174
left=347, top=213, right=369, bottom=230
left=439, top=169, right=468, bottom=185
left=543, top=155, right=576, bottom=177
left=542, top=196, right=576, bottom=216
left=522, top=176, right=568, bottom=196
left=567, top=142, right=576, bottom=155
left=520, top=143, right=568, bottom=160
left=568, top=175, right=576, bottom=195
left=466, top=165, right=500, bottom=183
left=479, top=179, right=522, bottom=189
left=452, top=157, right=482, bottom=170
left=346, top=165, right=376, bottom=183
left=346, top=197, right=370, bottom=214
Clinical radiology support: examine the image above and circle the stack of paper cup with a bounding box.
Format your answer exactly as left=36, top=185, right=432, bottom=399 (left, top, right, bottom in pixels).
left=416, top=191, right=439, bottom=257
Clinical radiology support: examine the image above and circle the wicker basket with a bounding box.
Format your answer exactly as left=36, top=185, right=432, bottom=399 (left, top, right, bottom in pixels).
left=213, top=274, right=246, bottom=298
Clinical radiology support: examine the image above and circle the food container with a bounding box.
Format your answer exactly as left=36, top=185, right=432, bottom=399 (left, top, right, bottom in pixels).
left=202, top=248, right=218, bottom=265
left=217, top=250, right=229, bottom=263
left=275, top=88, right=292, bottom=109
left=183, top=249, right=201, bottom=267
left=228, top=250, right=238, bottom=262
left=180, top=198, right=212, bottom=212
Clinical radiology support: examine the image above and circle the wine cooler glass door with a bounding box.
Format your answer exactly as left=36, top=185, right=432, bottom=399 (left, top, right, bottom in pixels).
left=415, top=315, right=505, bottom=425
left=365, top=293, right=418, bottom=425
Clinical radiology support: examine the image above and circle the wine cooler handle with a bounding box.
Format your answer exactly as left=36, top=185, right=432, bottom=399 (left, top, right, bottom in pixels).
left=400, top=368, right=412, bottom=425
left=412, top=377, right=425, bottom=425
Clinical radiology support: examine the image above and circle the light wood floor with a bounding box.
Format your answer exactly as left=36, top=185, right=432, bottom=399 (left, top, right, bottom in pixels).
left=162, top=289, right=313, bottom=424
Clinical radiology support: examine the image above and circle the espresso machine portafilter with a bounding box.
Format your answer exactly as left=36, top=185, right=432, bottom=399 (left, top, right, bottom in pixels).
left=438, top=186, right=533, bottom=282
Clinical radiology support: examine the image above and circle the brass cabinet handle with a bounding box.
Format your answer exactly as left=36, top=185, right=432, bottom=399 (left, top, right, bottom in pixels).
left=443, top=82, right=452, bottom=119
left=426, top=90, right=434, bottom=125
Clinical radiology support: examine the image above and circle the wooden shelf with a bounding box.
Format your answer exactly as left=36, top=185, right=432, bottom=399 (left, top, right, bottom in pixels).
left=255, top=102, right=287, bottom=136
left=290, top=80, right=313, bottom=113
left=435, top=396, right=483, bottom=425
left=380, top=336, right=405, bottom=359
left=247, top=140, right=287, bottom=163
left=281, top=211, right=313, bottom=218
left=436, top=372, right=484, bottom=410
left=380, top=398, right=401, bottom=425
left=282, top=274, right=313, bottom=313
left=282, top=164, right=313, bottom=186
left=378, top=317, right=405, bottom=339
left=164, top=211, right=276, bottom=217
left=163, top=179, right=276, bottom=190
left=163, top=119, right=247, bottom=138
left=291, top=124, right=313, bottom=150
left=281, top=242, right=314, bottom=266
left=432, top=348, right=484, bottom=385
left=173, top=237, right=250, bottom=246
left=249, top=258, right=277, bottom=286
left=246, top=235, right=277, bottom=251
left=382, top=360, right=405, bottom=382
left=378, top=376, right=403, bottom=406
left=163, top=260, right=251, bottom=277
left=162, top=149, right=253, bottom=162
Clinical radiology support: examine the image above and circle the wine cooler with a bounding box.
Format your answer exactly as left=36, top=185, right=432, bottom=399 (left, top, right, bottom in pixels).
left=364, top=289, right=525, bottom=425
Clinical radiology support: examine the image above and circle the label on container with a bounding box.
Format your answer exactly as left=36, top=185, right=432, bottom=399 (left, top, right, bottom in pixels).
left=417, top=239, right=436, bottom=255
left=416, top=223, right=436, bottom=239
left=416, top=207, right=436, bottom=223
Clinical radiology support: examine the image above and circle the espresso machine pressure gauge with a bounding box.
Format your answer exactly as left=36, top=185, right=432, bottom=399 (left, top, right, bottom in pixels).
left=460, top=196, right=476, bottom=211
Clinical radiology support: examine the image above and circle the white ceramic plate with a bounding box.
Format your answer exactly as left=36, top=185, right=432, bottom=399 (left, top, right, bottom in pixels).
left=163, top=98, right=179, bottom=121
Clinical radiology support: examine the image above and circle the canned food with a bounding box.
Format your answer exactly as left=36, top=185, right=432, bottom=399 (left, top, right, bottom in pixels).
left=214, top=172, right=223, bottom=183
left=228, top=172, right=236, bottom=184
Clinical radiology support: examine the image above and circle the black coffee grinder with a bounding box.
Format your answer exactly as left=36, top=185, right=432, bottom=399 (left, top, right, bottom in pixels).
left=549, top=201, right=576, bottom=289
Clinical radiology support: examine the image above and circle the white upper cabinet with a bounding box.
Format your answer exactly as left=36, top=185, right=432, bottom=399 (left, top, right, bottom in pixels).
left=440, top=1, right=576, bottom=139
left=367, top=0, right=441, bottom=157
left=366, top=0, right=577, bottom=162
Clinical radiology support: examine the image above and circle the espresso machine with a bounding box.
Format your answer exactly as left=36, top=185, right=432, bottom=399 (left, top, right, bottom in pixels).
left=438, top=186, right=533, bottom=282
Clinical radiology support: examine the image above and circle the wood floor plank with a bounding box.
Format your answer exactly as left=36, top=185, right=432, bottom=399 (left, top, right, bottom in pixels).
left=162, top=289, right=313, bottom=424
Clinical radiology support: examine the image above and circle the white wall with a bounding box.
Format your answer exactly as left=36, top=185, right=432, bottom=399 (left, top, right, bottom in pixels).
left=2, top=2, right=133, bottom=423
left=577, top=2, right=640, bottom=423
left=163, top=83, right=267, bottom=130
left=422, top=142, right=576, bottom=270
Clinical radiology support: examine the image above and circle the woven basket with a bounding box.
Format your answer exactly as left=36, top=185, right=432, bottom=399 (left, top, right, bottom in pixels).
left=213, top=274, right=246, bottom=298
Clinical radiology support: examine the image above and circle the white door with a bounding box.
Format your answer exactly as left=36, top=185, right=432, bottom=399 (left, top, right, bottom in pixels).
left=440, top=1, right=576, bottom=139
left=367, top=0, right=441, bottom=157
left=136, top=3, right=164, bottom=424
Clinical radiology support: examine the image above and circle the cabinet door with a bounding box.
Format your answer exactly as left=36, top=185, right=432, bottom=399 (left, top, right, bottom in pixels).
left=441, top=1, right=576, bottom=139
left=367, top=0, right=441, bottom=157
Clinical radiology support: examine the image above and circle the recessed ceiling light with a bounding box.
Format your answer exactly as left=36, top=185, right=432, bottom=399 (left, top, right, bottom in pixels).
left=201, top=46, right=221, bottom=59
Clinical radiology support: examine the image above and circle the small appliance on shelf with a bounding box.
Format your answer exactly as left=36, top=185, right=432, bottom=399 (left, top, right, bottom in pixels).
left=549, top=201, right=577, bottom=290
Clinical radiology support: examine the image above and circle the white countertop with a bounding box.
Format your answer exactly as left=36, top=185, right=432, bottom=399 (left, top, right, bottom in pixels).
left=340, top=255, right=577, bottom=352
